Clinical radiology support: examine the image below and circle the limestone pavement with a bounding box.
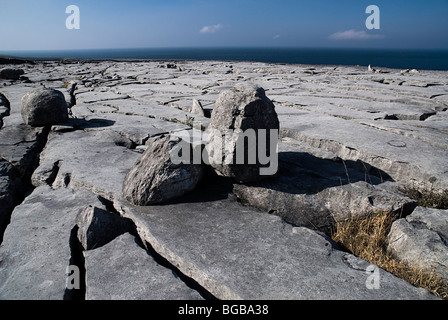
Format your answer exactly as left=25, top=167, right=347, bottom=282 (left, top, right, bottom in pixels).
left=0, top=59, right=447, bottom=300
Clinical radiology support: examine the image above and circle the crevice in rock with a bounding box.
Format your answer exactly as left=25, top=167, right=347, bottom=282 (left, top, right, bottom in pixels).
left=138, top=235, right=218, bottom=300
left=64, top=225, right=86, bottom=300
left=92, top=196, right=138, bottom=248
left=420, top=112, right=437, bottom=121
left=0, top=125, right=51, bottom=245
left=68, top=82, right=77, bottom=116
left=384, top=114, right=399, bottom=120
left=108, top=203, right=218, bottom=300
left=63, top=172, right=72, bottom=187
left=46, top=160, right=62, bottom=186
left=0, top=92, right=11, bottom=129
left=91, top=196, right=217, bottom=299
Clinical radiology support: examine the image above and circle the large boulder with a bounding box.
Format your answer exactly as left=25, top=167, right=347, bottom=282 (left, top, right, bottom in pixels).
left=205, top=84, right=280, bottom=183
left=0, top=68, right=24, bottom=80
left=21, top=89, right=69, bottom=126
left=122, top=135, right=204, bottom=205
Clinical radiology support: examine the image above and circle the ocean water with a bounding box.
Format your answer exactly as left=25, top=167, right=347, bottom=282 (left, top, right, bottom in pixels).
left=3, top=47, right=448, bottom=71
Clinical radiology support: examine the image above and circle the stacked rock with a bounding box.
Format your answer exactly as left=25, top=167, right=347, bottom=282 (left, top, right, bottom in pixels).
left=123, top=84, right=279, bottom=205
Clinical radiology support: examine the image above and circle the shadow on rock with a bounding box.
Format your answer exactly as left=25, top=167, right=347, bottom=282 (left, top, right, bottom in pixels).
left=251, top=151, right=395, bottom=196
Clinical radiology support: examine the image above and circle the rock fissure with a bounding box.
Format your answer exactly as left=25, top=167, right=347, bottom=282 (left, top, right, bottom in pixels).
left=64, top=225, right=86, bottom=300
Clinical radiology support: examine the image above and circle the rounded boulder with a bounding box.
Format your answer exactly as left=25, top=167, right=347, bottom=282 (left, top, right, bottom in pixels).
left=21, top=89, right=69, bottom=126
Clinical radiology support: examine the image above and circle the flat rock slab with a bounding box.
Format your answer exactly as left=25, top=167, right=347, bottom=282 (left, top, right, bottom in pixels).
left=84, top=233, right=203, bottom=300
left=71, top=104, right=191, bottom=145
left=32, top=130, right=141, bottom=201
left=72, top=98, right=210, bottom=129
left=115, top=182, right=436, bottom=300
left=0, top=186, right=101, bottom=300
left=278, top=107, right=448, bottom=192
left=0, top=124, right=48, bottom=174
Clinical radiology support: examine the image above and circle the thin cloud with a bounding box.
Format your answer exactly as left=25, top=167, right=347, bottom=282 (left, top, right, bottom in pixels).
left=329, top=29, right=384, bottom=40
left=200, top=24, right=224, bottom=34
left=273, top=35, right=281, bottom=40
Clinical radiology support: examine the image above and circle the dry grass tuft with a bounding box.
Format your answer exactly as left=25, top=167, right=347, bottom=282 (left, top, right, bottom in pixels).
left=400, top=187, right=448, bottom=209
left=331, top=211, right=448, bottom=299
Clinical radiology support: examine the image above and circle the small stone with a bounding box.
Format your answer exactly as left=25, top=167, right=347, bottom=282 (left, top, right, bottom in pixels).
left=191, top=99, right=205, bottom=116
left=21, top=89, right=69, bottom=126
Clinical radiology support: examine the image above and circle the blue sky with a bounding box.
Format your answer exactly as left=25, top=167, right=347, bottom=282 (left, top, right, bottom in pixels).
left=1, top=0, right=447, bottom=51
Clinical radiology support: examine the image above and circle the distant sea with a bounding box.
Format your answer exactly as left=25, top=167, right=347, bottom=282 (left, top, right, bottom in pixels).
left=2, top=48, right=448, bottom=71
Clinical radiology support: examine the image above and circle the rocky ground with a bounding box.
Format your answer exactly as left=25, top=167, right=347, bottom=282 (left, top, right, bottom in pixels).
left=0, top=58, right=447, bottom=300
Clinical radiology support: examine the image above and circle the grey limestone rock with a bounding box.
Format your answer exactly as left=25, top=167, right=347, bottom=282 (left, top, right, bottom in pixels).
left=84, top=233, right=203, bottom=300
left=21, top=89, right=69, bottom=126
left=1, top=59, right=447, bottom=300
left=115, top=180, right=437, bottom=300
left=205, top=84, right=280, bottom=183
left=387, top=207, right=448, bottom=282
left=122, top=135, right=204, bottom=205
left=0, top=186, right=103, bottom=300
left=191, top=98, right=205, bottom=116
left=31, top=129, right=141, bottom=201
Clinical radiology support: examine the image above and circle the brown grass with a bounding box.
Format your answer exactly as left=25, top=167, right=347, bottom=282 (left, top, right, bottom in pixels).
left=400, top=187, right=448, bottom=209
left=331, top=210, right=448, bottom=299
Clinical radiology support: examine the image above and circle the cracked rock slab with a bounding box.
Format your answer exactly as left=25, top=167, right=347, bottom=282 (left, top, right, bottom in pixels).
left=0, top=186, right=103, bottom=300
left=84, top=233, right=203, bottom=300
left=32, top=130, right=141, bottom=201
left=115, top=181, right=436, bottom=300
left=278, top=107, right=448, bottom=192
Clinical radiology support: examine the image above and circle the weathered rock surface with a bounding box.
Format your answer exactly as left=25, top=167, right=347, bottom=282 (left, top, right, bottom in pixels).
left=1, top=59, right=447, bottom=300
left=21, top=89, right=69, bottom=126
left=76, top=204, right=134, bottom=251
left=387, top=207, right=448, bottom=282
left=231, top=137, right=418, bottom=231
left=0, top=120, right=49, bottom=242
left=84, top=233, right=203, bottom=300
left=191, top=98, right=205, bottom=116
left=0, top=186, right=102, bottom=299
left=31, top=129, right=141, bottom=201
left=206, top=84, right=280, bottom=182
left=122, top=135, right=204, bottom=205
left=115, top=180, right=435, bottom=300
